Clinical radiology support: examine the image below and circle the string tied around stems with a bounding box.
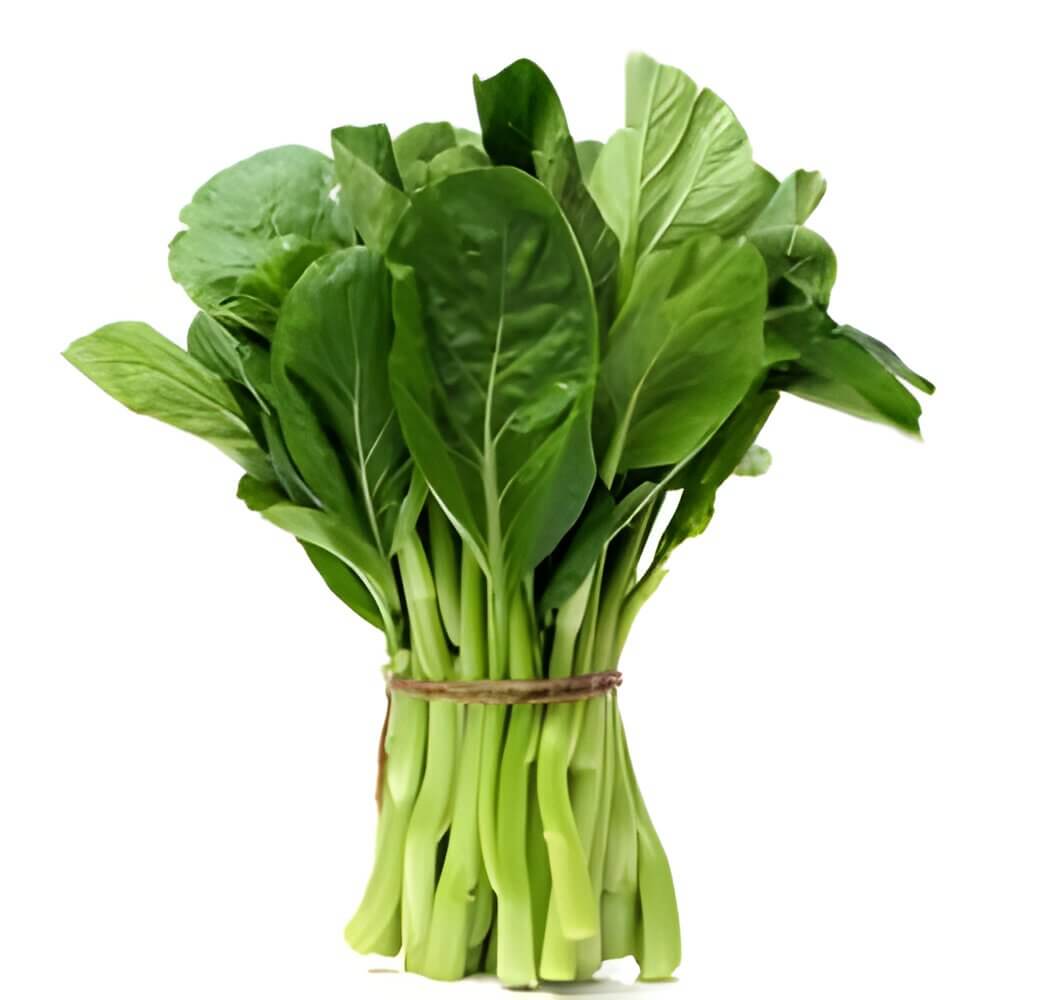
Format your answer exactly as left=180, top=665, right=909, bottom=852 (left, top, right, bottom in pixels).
left=374, top=670, right=623, bottom=808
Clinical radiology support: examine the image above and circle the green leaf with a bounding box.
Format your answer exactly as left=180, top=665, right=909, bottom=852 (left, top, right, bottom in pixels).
left=386, top=166, right=598, bottom=586
left=425, top=143, right=491, bottom=185
left=768, top=309, right=929, bottom=432
left=604, top=53, right=759, bottom=296
left=260, top=411, right=321, bottom=507
left=302, top=543, right=384, bottom=628
left=574, top=140, right=603, bottom=181
left=838, top=326, right=935, bottom=395
left=237, top=473, right=286, bottom=511
left=752, top=169, right=827, bottom=230
left=168, top=146, right=351, bottom=337
left=331, top=125, right=410, bottom=254
left=272, top=247, right=409, bottom=551
left=64, top=321, right=272, bottom=480
left=747, top=170, right=836, bottom=307
left=655, top=390, right=778, bottom=563
left=538, top=481, right=656, bottom=614
left=474, top=59, right=619, bottom=331
left=236, top=475, right=385, bottom=629
left=258, top=500, right=399, bottom=624
left=597, top=233, right=767, bottom=476
left=186, top=311, right=273, bottom=412
left=393, top=122, right=459, bottom=192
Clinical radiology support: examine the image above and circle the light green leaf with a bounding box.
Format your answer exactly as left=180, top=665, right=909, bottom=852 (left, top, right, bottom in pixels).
left=64, top=321, right=272, bottom=480
left=597, top=234, right=767, bottom=476
left=168, top=146, right=351, bottom=337
left=387, top=167, right=598, bottom=586
left=610, top=53, right=759, bottom=295
left=331, top=125, right=410, bottom=254
left=574, top=140, right=603, bottom=181
left=753, top=169, right=826, bottom=230
left=272, top=247, right=409, bottom=551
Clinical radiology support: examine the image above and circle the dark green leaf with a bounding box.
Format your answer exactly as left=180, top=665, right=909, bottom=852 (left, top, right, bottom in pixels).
left=168, top=146, right=351, bottom=337
left=655, top=390, right=778, bottom=563
left=768, top=309, right=927, bottom=432
left=236, top=475, right=385, bottom=629
left=474, top=59, right=619, bottom=331
left=257, top=501, right=399, bottom=624
left=838, top=326, right=935, bottom=395
left=538, top=481, right=657, bottom=614
left=272, top=247, right=409, bottom=552
left=387, top=167, right=598, bottom=585
left=597, top=233, right=767, bottom=476
left=64, top=321, right=272, bottom=480
left=302, top=544, right=384, bottom=628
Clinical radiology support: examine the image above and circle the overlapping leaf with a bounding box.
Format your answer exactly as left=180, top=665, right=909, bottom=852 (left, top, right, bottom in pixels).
left=596, top=234, right=767, bottom=476
left=386, top=167, right=598, bottom=585
left=474, top=59, right=619, bottom=328
left=168, top=146, right=353, bottom=336
left=64, top=321, right=273, bottom=480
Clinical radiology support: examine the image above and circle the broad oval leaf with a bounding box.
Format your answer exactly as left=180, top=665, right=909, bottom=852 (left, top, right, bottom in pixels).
left=272, top=247, right=409, bottom=553
left=597, top=234, right=767, bottom=475
left=64, top=321, right=272, bottom=481
left=168, top=146, right=352, bottom=337
left=386, top=167, right=598, bottom=585
left=474, top=59, right=619, bottom=331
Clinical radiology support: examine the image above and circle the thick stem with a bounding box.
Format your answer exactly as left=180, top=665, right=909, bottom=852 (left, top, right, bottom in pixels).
left=493, top=591, right=541, bottom=986
left=428, top=501, right=462, bottom=647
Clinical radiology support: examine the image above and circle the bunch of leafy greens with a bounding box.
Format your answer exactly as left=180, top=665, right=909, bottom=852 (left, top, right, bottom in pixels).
left=64, top=54, right=931, bottom=986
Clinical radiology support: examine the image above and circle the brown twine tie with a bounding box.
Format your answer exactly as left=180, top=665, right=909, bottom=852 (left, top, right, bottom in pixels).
left=375, top=670, right=622, bottom=808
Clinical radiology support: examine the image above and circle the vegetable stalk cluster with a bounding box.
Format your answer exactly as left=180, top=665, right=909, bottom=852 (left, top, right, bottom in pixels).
left=64, top=54, right=931, bottom=986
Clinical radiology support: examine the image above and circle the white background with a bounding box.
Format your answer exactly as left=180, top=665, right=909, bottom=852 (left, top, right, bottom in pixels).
left=3, top=2, right=1037, bottom=997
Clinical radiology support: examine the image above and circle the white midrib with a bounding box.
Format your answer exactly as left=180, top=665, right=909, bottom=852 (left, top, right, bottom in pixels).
left=351, top=320, right=385, bottom=558
left=481, top=229, right=509, bottom=587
